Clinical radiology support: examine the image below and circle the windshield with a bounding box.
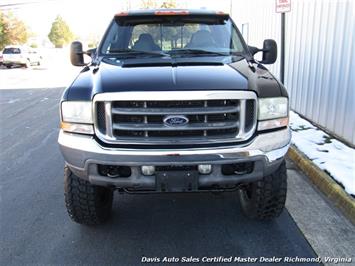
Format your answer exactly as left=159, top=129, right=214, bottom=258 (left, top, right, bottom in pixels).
left=3, top=48, right=21, bottom=54
left=100, top=16, right=246, bottom=56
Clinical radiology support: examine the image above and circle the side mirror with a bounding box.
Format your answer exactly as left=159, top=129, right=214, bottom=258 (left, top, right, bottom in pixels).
left=248, top=39, right=277, bottom=64
left=261, top=39, right=277, bottom=64
left=70, top=41, right=85, bottom=66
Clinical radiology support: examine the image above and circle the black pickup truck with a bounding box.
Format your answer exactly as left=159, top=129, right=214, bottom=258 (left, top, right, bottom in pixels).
left=58, top=9, right=291, bottom=225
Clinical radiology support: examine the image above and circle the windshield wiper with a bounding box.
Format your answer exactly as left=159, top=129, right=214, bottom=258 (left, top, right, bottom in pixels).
left=107, top=48, right=167, bottom=57
left=168, top=49, right=230, bottom=56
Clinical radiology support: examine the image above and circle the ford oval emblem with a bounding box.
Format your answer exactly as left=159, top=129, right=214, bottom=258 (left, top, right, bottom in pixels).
left=163, top=115, right=189, bottom=127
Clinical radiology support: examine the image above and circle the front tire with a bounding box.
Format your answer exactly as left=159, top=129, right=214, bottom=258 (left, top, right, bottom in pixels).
left=238, top=160, right=287, bottom=220
left=64, top=166, right=114, bottom=225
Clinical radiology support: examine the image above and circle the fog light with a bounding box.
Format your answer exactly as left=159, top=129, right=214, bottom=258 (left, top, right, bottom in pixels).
left=98, top=165, right=132, bottom=178
left=141, top=166, right=155, bottom=176
left=198, top=164, right=212, bottom=174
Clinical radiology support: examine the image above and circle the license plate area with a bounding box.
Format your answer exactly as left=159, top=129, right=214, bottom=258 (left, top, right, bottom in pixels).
left=156, top=166, right=199, bottom=192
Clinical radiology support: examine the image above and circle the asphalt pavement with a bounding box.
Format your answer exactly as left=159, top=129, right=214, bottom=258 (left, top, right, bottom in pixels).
left=0, top=87, right=320, bottom=265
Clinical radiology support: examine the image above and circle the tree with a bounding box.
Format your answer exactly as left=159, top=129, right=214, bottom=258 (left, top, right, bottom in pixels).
left=140, top=0, right=158, bottom=9
left=0, top=12, right=5, bottom=49
left=0, top=11, right=28, bottom=50
left=48, top=15, right=74, bottom=48
left=140, top=0, right=177, bottom=9
left=161, top=0, right=177, bottom=8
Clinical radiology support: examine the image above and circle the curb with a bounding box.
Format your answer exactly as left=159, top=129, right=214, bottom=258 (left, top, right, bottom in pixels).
left=287, top=145, right=355, bottom=225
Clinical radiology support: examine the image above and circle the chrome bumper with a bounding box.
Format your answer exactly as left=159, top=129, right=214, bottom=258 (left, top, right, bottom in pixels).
left=58, top=128, right=291, bottom=188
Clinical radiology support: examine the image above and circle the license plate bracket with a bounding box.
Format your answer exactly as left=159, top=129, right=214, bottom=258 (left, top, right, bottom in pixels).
left=156, top=170, right=199, bottom=192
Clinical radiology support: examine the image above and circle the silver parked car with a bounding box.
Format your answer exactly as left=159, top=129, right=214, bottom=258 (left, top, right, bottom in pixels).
left=2, top=45, right=42, bottom=68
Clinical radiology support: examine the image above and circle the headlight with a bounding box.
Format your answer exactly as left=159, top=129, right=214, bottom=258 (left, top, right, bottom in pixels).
left=61, top=101, right=92, bottom=124
left=258, top=97, right=289, bottom=131
left=61, top=101, right=93, bottom=134
left=258, top=97, right=288, bottom=120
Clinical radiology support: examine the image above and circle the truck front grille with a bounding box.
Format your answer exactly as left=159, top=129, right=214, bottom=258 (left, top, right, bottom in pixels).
left=94, top=91, right=257, bottom=146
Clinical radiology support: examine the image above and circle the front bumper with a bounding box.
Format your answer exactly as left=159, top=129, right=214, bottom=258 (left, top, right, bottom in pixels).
left=58, top=128, right=291, bottom=189
left=3, top=59, right=26, bottom=65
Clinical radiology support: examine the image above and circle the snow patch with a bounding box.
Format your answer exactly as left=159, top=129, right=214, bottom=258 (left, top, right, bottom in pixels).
left=290, top=111, right=355, bottom=196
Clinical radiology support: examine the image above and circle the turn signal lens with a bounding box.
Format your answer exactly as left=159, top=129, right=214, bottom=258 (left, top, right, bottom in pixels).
left=258, top=117, right=289, bottom=131
left=61, top=122, right=94, bottom=134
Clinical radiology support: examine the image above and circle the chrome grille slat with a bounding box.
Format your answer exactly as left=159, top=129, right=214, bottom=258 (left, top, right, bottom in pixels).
left=111, top=106, right=240, bottom=115
left=239, top=99, right=246, bottom=136
left=112, top=121, right=239, bottom=131
left=104, top=102, right=113, bottom=138
left=203, top=100, right=208, bottom=137
left=143, top=101, right=148, bottom=137
left=94, top=91, right=257, bottom=145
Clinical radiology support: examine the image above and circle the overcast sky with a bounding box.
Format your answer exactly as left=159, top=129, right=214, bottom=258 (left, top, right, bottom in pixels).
left=0, top=0, right=233, bottom=40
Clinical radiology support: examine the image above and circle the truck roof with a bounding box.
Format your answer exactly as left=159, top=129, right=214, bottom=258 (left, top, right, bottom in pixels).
left=115, top=9, right=228, bottom=17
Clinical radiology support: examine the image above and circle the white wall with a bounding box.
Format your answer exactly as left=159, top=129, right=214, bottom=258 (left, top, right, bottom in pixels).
left=232, top=0, right=355, bottom=145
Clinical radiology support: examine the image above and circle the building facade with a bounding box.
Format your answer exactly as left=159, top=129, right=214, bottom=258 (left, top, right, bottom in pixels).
left=232, top=0, right=355, bottom=146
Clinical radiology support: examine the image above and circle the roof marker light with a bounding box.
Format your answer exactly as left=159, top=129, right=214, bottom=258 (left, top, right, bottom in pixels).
left=115, top=11, right=129, bottom=17
left=155, top=10, right=189, bottom=15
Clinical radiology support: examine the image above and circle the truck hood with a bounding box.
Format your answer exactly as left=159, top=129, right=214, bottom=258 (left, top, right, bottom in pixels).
left=98, top=60, right=247, bottom=92
left=65, top=57, right=286, bottom=100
